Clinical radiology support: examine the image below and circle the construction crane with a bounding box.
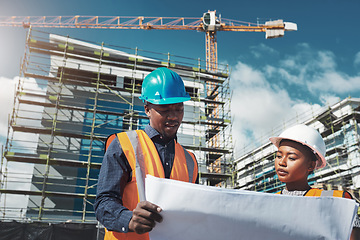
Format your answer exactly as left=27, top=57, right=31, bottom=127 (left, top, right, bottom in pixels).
left=0, top=11, right=297, bottom=177
left=0, top=10, right=297, bottom=72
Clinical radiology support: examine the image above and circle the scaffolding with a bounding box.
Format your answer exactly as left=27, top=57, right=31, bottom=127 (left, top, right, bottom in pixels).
left=0, top=29, right=233, bottom=223
left=234, top=98, right=360, bottom=202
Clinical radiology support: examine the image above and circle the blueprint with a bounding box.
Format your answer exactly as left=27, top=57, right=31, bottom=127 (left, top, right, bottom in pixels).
left=145, top=175, right=358, bottom=240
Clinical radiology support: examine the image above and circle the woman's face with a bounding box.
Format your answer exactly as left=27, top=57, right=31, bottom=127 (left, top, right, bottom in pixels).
left=275, top=140, right=316, bottom=189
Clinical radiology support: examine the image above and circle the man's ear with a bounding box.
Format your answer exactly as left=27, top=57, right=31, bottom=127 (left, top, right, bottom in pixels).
left=144, top=104, right=151, bottom=117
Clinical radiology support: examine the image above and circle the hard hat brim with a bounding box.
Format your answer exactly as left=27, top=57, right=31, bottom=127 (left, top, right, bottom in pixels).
left=139, top=96, right=191, bottom=105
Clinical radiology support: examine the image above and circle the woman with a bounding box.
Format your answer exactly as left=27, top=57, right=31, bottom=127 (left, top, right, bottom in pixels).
left=270, top=124, right=360, bottom=240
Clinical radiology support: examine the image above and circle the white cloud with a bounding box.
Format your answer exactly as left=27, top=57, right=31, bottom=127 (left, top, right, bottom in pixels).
left=290, top=102, right=322, bottom=123
left=308, top=71, right=360, bottom=94
left=319, top=94, right=341, bottom=106
left=226, top=45, right=359, bottom=155
left=230, top=61, right=323, bottom=157
left=250, top=43, right=278, bottom=59
left=230, top=43, right=360, bottom=158
left=264, top=65, right=301, bottom=85
left=281, top=58, right=296, bottom=69
left=267, top=44, right=360, bottom=95
left=355, top=52, right=360, bottom=67
left=279, top=49, right=336, bottom=75
left=231, top=61, right=268, bottom=87
left=315, top=51, right=337, bottom=70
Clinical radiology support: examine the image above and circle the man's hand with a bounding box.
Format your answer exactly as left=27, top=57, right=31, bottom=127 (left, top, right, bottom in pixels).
left=128, top=201, right=163, bottom=234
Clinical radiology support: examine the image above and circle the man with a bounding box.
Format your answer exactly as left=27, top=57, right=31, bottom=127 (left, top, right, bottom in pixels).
left=94, top=67, right=198, bottom=240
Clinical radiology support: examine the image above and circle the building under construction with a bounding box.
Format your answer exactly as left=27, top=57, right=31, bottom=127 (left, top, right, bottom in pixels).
left=0, top=29, right=233, bottom=224
left=235, top=98, right=360, bottom=202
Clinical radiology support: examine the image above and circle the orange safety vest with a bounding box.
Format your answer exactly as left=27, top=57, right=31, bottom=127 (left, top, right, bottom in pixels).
left=304, top=188, right=352, bottom=199
left=104, top=130, right=198, bottom=240
left=276, top=188, right=353, bottom=199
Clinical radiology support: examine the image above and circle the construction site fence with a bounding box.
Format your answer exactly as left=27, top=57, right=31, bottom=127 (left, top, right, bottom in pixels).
left=0, top=221, right=104, bottom=240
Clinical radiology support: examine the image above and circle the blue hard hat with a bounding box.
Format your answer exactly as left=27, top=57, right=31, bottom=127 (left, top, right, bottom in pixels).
left=139, top=67, right=191, bottom=105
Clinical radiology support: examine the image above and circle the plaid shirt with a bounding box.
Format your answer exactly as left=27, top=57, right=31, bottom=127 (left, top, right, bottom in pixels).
left=94, top=125, right=191, bottom=233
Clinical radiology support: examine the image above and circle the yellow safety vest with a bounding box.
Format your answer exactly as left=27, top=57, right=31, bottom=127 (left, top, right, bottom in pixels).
left=105, top=130, right=198, bottom=240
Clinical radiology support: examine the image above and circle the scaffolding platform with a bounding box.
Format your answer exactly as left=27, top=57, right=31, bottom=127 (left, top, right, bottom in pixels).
left=0, top=29, right=233, bottom=223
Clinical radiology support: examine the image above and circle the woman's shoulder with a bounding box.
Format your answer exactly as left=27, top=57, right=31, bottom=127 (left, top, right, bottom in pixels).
left=306, top=188, right=353, bottom=199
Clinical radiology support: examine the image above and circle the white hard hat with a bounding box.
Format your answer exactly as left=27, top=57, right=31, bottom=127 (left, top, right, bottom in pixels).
left=269, top=124, right=326, bottom=169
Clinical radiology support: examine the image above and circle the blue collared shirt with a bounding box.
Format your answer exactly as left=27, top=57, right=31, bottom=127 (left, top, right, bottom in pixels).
left=94, top=125, right=195, bottom=233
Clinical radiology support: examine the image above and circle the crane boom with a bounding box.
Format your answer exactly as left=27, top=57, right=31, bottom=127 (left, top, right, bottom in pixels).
left=0, top=16, right=202, bottom=30
left=0, top=12, right=296, bottom=72
left=0, top=12, right=297, bottom=72
left=0, top=15, right=280, bottom=31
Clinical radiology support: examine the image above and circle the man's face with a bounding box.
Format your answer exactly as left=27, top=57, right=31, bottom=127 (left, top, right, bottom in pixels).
left=145, top=102, right=184, bottom=141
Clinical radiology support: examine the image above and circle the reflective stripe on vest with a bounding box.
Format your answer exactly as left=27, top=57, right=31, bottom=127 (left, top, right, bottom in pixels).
left=305, top=189, right=352, bottom=199
left=276, top=189, right=352, bottom=199
left=319, top=190, right=334, bottom=197
left=183, top=145, right=195, bottom=183
left=105, top=130, right=198, bottom=240
left=126, top=130, right=146, bottom=202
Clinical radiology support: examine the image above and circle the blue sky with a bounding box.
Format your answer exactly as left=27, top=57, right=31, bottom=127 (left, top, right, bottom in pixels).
left=0, top=0, right=360, bottom=156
